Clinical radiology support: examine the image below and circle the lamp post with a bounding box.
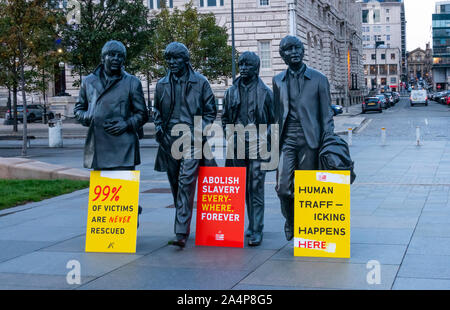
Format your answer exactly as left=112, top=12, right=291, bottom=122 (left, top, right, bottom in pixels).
left=59, top=61, right=65, bottom=96
left=344, top=0, right=349, bottom=112
left=287, top=0, right=296, bottom=36
left=231, top=0, right=236, bottom=82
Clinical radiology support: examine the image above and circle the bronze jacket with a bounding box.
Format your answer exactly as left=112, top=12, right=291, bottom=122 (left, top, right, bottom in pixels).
left=272, top=65, right=335, bottom=149
left=74, top=65, right=148, bottom=169
left=222, top=76, right=275, bottom=164
left=153, top=67, right=217, bottom=172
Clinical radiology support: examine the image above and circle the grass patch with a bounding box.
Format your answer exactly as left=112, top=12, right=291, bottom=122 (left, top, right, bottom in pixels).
left=0, top=179, right=89, bottom=211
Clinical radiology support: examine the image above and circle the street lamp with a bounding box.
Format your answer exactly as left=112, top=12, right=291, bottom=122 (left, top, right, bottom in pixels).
left=231, top=0, right=236, bottom=82
left=344, top=0, right=349, bottom=112
left=287, top=0, right=296, bottom=36
left=59, top=61, right=66, bottom=96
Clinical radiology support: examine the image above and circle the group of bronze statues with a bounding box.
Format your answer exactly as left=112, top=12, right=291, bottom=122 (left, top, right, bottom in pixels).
left=74, top=35, right=336, bottom=249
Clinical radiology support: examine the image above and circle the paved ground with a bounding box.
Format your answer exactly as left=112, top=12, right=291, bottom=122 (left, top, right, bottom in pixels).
left=1, top=98, right=450, bottom=290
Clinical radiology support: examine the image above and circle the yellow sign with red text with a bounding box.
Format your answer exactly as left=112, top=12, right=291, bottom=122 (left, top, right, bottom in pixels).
left=294, top=170, right=350, bottom=258
left=85, top=171, right=140, bottom=253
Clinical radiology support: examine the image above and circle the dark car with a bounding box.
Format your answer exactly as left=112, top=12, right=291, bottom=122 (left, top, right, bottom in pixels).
left=383, top=92, right=395, bottom=107
left=362, top=97, right=383, bottom=113
left=375, top=94, right=389, bottom=109
left=392, top=92, right=400, bottom=104
left=331, top=104, right=343, bottom=116
left=5, top=104, right=55, bottom=123
left=439, top=90, right=450, bottom=104
left=435, top=91, right=449, bottom=104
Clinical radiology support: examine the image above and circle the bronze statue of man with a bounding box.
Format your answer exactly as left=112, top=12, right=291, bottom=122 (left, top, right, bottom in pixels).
left=273, top=35, right=335, bottom=241
left=222, top=51, right=274, bottom=246
left=74, top=40, right=148, bottom=226
left=153, top=42, right=217, bottom=248
left=74, top=40, right=148, bottom=171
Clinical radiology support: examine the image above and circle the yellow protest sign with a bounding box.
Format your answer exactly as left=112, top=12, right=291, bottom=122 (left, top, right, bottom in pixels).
left=85, top=170, right=140, bottom=253
left=294, top=170, right=350, bottom=258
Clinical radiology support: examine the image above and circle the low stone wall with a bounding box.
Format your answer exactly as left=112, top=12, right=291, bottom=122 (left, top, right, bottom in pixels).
left=0, top=157, right=89, bottom=181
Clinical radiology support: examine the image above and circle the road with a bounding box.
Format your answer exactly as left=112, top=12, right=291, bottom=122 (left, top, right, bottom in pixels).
left=356, top=97, right=450, bottom=142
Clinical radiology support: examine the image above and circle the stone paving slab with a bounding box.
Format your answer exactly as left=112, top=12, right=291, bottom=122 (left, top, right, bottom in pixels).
left=0, top=273, right=93, bottom=290
left=393, top=277, right=450, bottom=290
left=0, top=251, right=141, bottom=277
left=398, top=254, right=450, bottom=279
left=238, top=259, right=398, bottom=290
left=78, top=264, right=251, bottom=290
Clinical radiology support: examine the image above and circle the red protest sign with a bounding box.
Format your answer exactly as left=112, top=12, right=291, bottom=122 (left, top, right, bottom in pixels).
left=195, top=167, right=246, bottom=248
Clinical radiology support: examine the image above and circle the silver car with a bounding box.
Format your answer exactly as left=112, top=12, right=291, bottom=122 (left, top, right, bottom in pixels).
left=5, top=105, right=55, bottom=123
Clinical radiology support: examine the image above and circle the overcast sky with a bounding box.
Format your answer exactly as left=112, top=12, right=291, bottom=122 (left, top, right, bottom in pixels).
left=404, top=0, right=440, bottom=51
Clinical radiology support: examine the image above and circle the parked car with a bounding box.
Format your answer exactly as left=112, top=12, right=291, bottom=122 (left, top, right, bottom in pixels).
left=438, top=90, right=450, bottom=104
left=375, top=94, right=390, bottom=109
left=434, top=91, right=448, bottom=104
left=362, top=97, right=383, bottom=114
left=4, top=104, right=55, bottom=123
left=383, top=92, right=395, bottom=106
left=392, top=92, right=400, bottom=104
left=410, top=90, right=428, bottom=106
left=429, top=91, right=438, bottom=101
left=331, top=104, right=343, bottom=116
left=441, top=92, right=450, bottom=106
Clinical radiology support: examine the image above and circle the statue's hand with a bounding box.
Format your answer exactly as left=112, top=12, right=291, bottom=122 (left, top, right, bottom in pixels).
left=103, top=119, right=129, bottom=136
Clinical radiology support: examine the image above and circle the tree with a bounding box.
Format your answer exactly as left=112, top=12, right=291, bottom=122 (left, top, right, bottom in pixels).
left=60, top=0, right=152, bottom=86
left=0, top=0, right=64, bottom=156
left=141, top=1, right=234, bottom=84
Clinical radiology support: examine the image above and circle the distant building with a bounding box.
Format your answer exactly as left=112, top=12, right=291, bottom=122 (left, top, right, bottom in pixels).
left=363, top=46, right=401, bottom=91
left=432, top=1, right=450, bottom=91
left=407, top=44, right=433, bottom=87
left=361, top=0, right=406, bottom=92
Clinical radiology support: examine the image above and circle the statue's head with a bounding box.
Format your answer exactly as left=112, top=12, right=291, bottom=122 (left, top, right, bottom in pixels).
left=279, top=35, right=304, bottom=67
left=164, top=42, right=190, bottom=77
left=101, top=40, right=126, bottom=75
left=238, top=51, right=260, bottom=82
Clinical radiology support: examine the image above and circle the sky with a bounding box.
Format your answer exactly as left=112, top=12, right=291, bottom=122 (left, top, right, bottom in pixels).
left=404, top=0, right=440, bottom=51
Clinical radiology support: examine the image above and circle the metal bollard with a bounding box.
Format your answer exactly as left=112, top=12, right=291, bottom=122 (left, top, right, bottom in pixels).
left=48, top=119, right=63, bottom=148
left=381, top=127, right=386, bottom=146
left=347, top=127, right=353, bottom=146
left=416, top=126, right=421, bottom=146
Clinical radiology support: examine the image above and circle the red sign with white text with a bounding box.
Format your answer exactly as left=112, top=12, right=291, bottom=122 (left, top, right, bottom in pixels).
left=195, top=167, right=246, bottom=248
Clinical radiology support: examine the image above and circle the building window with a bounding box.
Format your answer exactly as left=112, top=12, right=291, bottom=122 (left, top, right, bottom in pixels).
left=362, top=9, right=369, bottom=23
left=386, top=16, right=390, bottom=22
left=390, top=77, right=397, bottom=84
left=149, top=0, right=173, bottom=9
left=199, top=0, right=224, bottom=7
left=386, top=35, right=390, bottom=41
left=381, top=54, right=386, bottom=60
left=389, top=64, right=397, bottom=75
left=386, top=26, right=390, bottom=32
left=371, top=54, right=376, bottom=60
left=258, top=41, right=271, bottom=69
left=391, top=53, right=396, bottom=60
left=259, top=0, right=269, bottom=6
left=373, top=9, right=380, bottom=23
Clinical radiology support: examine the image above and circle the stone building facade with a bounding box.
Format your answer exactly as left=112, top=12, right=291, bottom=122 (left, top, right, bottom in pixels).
left=363, top=46, right=401, bottom=91
left=361, top=0, right=407, bottom=91
left=407, top=44, right=433, bottom=87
